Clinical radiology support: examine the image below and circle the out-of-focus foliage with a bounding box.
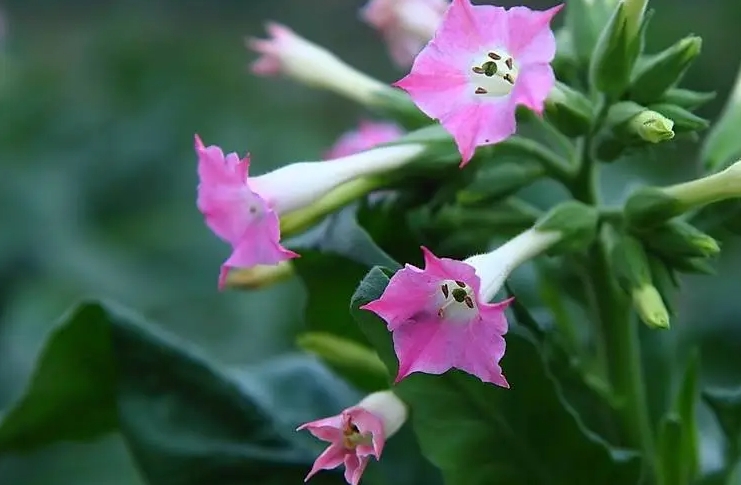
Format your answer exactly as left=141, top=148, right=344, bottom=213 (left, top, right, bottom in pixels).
left=1, top=0, right=741, bottom=484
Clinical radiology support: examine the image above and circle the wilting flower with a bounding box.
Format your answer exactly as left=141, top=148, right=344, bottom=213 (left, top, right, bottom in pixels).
left=361, top=0, right=448, bottom=68
left=395, top=0, right=563, bottom=165
left=361, top=228, right=562, bottom=385
left=195, top=135, right=425, bottom=287
left=298, top=390, right=407, bottom=485
left=248, top=22, right=393, bottom=108
left=325, top=120, right=404, bottom=159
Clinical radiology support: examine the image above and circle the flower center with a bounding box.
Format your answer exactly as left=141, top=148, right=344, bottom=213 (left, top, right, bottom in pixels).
left=436, top=279, right=478, bottom=322
left=342, top=423, right=373, bottom=450
left=468, top=50, right=518, bottom=98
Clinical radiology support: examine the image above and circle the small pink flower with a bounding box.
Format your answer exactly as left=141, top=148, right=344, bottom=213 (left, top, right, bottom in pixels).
left=298, top=391, right=407, bottom=485
left=195, top=135, right=298, bottom=289
left=325, top=120, right=404, bottom=159
left=361, top=246, right=511, bottom=386
left=361, top=0, right=448, bottom=68
left=395, top=0, right=563, bottom=166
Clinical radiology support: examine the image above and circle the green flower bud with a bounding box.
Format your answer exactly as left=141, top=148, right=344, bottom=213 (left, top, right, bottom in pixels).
left=632, top=285, right=671, bottom=329
left=629, top=36, right=702, bottom=104
left=608, top=230, right=670, bottom=329
left=641, top=220, right=721, bottom=260
left=701, top=62, right=741, bottom=172
left=296, top=332, right=388, bottom=390
left=627, top=110, right=675, bottom=143
left=647, top=254, right=678, bottom=316
left=626, top=161, right=741, bottom=227
left=605, top=101, right=675, bottom=145
left=650, top=103, right=709, bottom=133
left=457, top=158, right=545, bottom=205
left=671, top=256, right=716, bottom=275
left=660, top=88, right=716, bottom=111
left=589, top=0, right=650, bottom=98
left=544, top=81, right=594, bottom=136
left=565, top=0, right=619, bottom=64
left=534, top=201, right=599, bottom=253
left=223, top=261, right=294, bottom=289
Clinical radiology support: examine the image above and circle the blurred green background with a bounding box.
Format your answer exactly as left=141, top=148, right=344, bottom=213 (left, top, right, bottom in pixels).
left=0, top=0, right=740, bottom=483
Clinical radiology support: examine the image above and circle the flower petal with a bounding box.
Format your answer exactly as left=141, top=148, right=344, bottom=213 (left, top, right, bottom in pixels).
left=511, top=63, right=555, bottom=114
left=304, top=443, right=347, bottom=482
left=506, top=4, right=562, bottom=65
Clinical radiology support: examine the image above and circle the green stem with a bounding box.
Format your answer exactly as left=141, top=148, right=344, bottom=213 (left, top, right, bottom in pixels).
left=570, top=109, right=655, bottom=461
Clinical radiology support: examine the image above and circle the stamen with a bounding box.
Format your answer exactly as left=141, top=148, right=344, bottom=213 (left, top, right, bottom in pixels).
left=441, top=284, right=449, bottom=298
left=503, top=73, right=514, bottom=84
left=455, top=280, right=466, bottom=288
left=475, top=87, right=487, bottom=94
left=505, top=57, right=513, bottom=70
left=488, top=52, right=501, bottom=60
left=472, top=66, right=485, bottom=74
left=464, top=296, right=474, bottom=309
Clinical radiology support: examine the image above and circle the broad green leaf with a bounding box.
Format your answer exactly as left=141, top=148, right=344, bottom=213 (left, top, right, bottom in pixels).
left=0, top=301, right=347, bottom=485
left=704, top=386, right=741, bottom=460
left=350, top=267, right=642, bottom=485
left=700, top=62, right=741, bottom=173
left=289, top=202, right=401, bottom=343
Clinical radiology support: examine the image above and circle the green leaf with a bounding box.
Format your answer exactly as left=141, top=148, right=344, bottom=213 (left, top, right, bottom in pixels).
left=350, top=267, right=642, bottom=485
left=0, top=300, right=348, bottom=485
left=704, top=386, right=741, bottom=459
left=289, top=202, right=401, bottom=343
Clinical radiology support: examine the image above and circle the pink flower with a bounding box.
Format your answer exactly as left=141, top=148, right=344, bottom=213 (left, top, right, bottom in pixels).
left=394, top=0, right=563, bottom=166
left=298, top=391, right=407, bottom=485
left=196, top=135, right=426, bottom=287
left=361, top=246, right=512, bottom=386
left=325, top=120, right=404, bottom=159
left=361, top=0, right=448, bottom=68
left=195, top=135, right=298, bottom=289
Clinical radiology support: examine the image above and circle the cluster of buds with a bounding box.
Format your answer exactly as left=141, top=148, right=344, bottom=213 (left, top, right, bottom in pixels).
left=190, top=0, right=741, bottom=483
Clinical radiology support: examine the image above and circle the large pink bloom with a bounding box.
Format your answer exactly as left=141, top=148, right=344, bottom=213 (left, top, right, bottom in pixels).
left=298, top=407, right=385, bottom=485
left=395, top=0, right=563, bottom=166
left=361, top=246, right=511, bottom=386
left=361, top=0, right=448, bottom=68
left=195, top=135, right=298, bottom=289
left=325, top=120, right=404, bottom=159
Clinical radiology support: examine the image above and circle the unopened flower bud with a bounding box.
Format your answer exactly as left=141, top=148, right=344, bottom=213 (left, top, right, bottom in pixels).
left=626, top=160, right=741, bottom=227
left=565, top=0, right=619, bottom=64
left=671, top=256, right=716, bottom=275
left=589, top=0, right=648, bottom=98
left=629, top=36, right=702, bottom=104
left=660, top=88, right=716, bottom=111
left=632, top=285, right=670, bottom=329
left=641, top=220, right=721, bottom=260
left=702, top=62, right=741, bottom=173
left=650, top=103, right=709, bottom=133
left=248, top=23, right=420, bottom=123
left=457, top=159, right=545, bottom=204
left=607, top=230, right=670, bottom=329
left=627, top=109, right=675, bottom=143
left=297, top=332, right=388, bottom=390
left=534, top=201, right=600, bottom=254
left=223, top=261, right=295, bottom=289
left=545, top=81, right=594, bottom=137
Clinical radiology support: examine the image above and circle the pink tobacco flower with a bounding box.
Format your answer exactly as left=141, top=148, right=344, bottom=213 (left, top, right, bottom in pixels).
left=298, top=390, right=407, bottom=485
left=361, top=0, right=448, bottom=68
left=196, top=135, right=426, bottom=287
left=361, top=246, right=512, bottom=387
left=325, top=120, right=404, bottom=159
left=248, top=22, right=391, bottom=107
left=395, top=0, right=563, bottom=166
left=361, top=228, right=562, bottom=385
left=195, top=135, right=298, bottom=288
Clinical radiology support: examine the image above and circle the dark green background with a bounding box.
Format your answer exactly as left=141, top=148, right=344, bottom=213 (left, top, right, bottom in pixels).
left=0, top=0, right=739, bottom=483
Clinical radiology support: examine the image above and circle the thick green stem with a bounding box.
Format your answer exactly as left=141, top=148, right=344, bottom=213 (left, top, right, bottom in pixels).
left=570, top=116, right=655, bottom=461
